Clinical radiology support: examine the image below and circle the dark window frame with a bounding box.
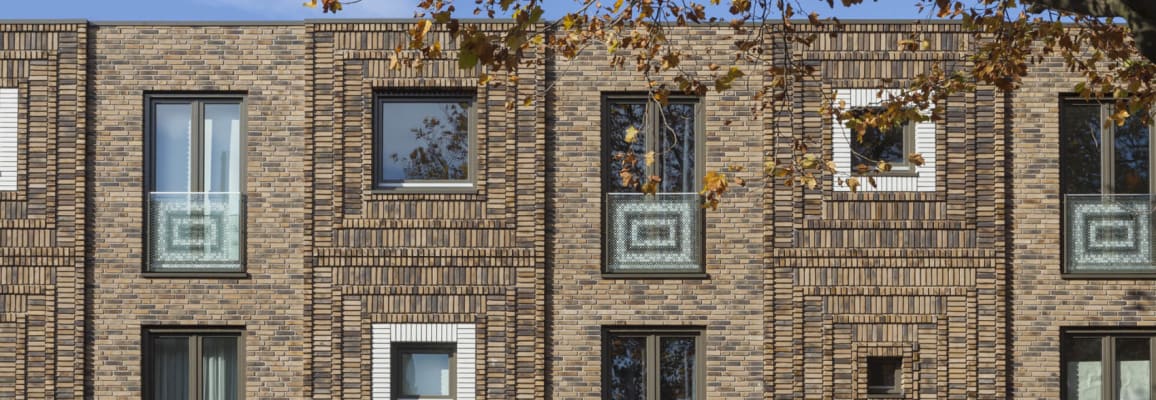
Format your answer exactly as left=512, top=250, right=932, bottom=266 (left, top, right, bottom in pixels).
left=600, top=94, right=707, bottom=278
left=142, top=93, right=248, bottom=277
left=391, top=342, right=457, bottom=400
left=372, top=91, right=478, bottom=193
left=1061, top=328, right=1156, bottom=400
left=1059, top=98, right=1156, bottom=278
left=865, top=356, right=904, bottom=397
left=142, top=328, right=246, bottom=400
left=844, top=106, right=918, bottom=177
left=601, top=327, right=705, bottom=400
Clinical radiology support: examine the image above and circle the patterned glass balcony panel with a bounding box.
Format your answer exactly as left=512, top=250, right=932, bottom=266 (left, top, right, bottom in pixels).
left=1065, top=194, right=1156, bottom=273
left=606, top=192, right=703, bottom=273
left=148, top=192, right=244, bottom=272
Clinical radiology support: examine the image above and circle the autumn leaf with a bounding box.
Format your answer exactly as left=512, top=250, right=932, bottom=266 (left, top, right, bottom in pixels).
left=701, top=171, right=728, bottom=195
left=846, top=177, right=860, bottom=193
left=824, top=160, right=838, bottom=173
left=624, top=126, right=639, bottom=144
left=303, top=0, right=317, bottom=8
left=644, top=151, right=656, bottom=167
left=641, top=175, right=661, bottom=195
left=877, top=160, right=892, bottom=172
left=908, top=153, right=925, bottom=167
left=734, top=176, right=746, bottom=187
left=867, top=176, right=877, bottom=188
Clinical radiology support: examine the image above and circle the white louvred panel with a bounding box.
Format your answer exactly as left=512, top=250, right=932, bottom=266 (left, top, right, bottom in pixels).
left=371, top=323, right=477, bottom=400
left=831, top=88, right=937, bottom=192
left=0, top=88, right=17, bottom=191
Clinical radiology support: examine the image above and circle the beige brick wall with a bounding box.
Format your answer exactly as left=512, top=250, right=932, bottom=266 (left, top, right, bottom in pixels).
left=88, top=24, right=309, bottom=399
left=548, top=25, right=768, bottom=399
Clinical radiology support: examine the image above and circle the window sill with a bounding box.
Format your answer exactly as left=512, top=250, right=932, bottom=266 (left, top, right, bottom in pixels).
left=601, top=272, right=710, bottom=280
left=371, top=185, right=480, bottom=195
left=1061, top=272, right=1156, bottom=280
left=142, top=272, right=250, bottom=279
left=865, top=392, right=905, bottom=399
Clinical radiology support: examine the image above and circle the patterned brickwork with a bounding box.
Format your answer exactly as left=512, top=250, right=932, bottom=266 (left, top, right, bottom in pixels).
left=0, top=22, right=87, bottom=400
left=0, top=20, right=1028, bottom=400
left=87, top=24, right=309, bottom=399
left=548, top=25, right=769, bottom=399
left=304, top=22, right=547, bottom=400
left=766, top=23, right=1007, bottom=400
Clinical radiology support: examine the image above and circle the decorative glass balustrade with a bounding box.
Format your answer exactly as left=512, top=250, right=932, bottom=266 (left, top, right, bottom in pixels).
left=605, top=193, right=703, bottom=273
left=1065, top=194, right=1156, bottom=273
left=148, top=192, right=244, bottom=272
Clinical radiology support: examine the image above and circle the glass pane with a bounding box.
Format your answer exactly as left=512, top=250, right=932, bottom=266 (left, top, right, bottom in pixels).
left=202, top=336, right=239, bottom=400
left=379, top=100, right=471, bottom=182
left=605, top=101, right=648, bottom=193
left=850, top=125, right=906, bottom=169
left=151, top=336, right=189, bottom=400
left=607, top=335, right=647, bottom=400
left=1061, top=103, right=1105, bottom=194
left=1114, top=114, right=1151, bottom=194
left=203, top=103, right=242, bottom=193
left=659, top=336, right=696, bottom=400
left=1117, top=338, right=1150, bottom=400
left=400, top=352, right=452, bottom=396
left=155, top=103, right=193, bottom=192
left=659, top=103, right=696, bottom=193
left=1066, top=337, right=1103, bottom=400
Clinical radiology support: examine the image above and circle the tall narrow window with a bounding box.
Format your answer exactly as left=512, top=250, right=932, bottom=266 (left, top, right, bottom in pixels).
left=602, top=96, right=704, bottom=275
left=1063, top=331, right=1156, bottom=400
left=374, top=93, right=475, bottom=189
left=145, top=330, right=243, bottom=400
left=603, top=328, right=703, bottom=400
left=1061, top=100, right=1155, bottom=274
left=147, top=97, right=245, bottom=272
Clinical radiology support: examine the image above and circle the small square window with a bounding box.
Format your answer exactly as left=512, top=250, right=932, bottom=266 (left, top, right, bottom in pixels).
left=866, top=356, right=903, bottom=396
left=392, top=343, right=456, bottom=399
left=847, top=108, right=915, bottom=175
left=374, top=93, right=476, bottom=190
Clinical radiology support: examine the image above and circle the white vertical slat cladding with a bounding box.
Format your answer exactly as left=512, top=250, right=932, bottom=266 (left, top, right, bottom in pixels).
left=832, top=88, right=937, bottom=192
left=0, top=88, right=17, bottom=191
left=371, top=323, right=477, bottom=400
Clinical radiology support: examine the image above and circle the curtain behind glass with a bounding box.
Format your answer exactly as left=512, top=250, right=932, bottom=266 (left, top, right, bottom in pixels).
left=202, top=336, right=238, bottom=400
left=1066, top=337, right=1104, bottom=400
left=152, top=336, right=189, bottom=400
left=1117, top=338, right=1150, bottom=400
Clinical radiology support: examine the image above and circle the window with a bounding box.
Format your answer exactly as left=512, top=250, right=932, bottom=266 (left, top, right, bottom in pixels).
left=0, top=88, right=16, bottom=191
left=847, top=108, right=916, bottom=175
left=146, top=96, right=245, bottom=273
left=144, top=329, right=243, bottom=400
left=602, top=95, right=704, bottom=275
left=374, top=93, right=476, bottom=190
left=866, top=356, right=903, bottom=396
left=393, top=343, right=456, bottom=399
left=1063, top=330, right=1156, bottom=400
left=832, top=89, right=936, bottom=192
left=1061, top=100, right=1155, bottom=274
left=370, top=324, right=477, bottom=400
left=602, top=328, right=703, bottom=400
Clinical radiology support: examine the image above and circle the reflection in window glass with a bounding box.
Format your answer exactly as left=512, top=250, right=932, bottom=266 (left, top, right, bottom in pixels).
left=607, top=335, right=647, bottom=400
left=378, top=99, right=471, bottom=183
left=154, top=103, right=193, bottom=193
left=659, top=337, right=696, bottom=400
left=850, top=125, right=906, bottom=170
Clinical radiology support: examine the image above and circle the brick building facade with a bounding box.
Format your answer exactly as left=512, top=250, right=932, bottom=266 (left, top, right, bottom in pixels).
left=0, top=19, right=1140, bottom=400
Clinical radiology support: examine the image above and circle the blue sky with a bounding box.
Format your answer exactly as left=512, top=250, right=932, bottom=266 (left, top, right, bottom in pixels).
left=2, top=0, right=964, bottom=21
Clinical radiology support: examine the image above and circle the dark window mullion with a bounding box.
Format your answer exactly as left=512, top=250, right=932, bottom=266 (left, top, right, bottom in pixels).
left=647, top=334, right=658, bottom=400
left=191, top=101, right=205, bottom=193
left=1102, top=104, right=1116, bottom=195
left=190, top=335, right=201, bottom=400
left=1105, top=336, right=1116, bottom=400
